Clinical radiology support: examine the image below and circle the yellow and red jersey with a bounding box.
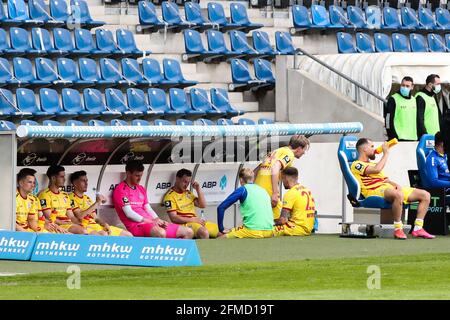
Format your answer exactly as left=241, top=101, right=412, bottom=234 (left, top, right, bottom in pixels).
left=282, top=184, right=315, bottom=232
left=38, top=188, right=72, bottom=222
left=163, top=188, right=198, bottom=218
left=69, top=192, right=96, bottom=224
left=351, top=160, right=389, bottom=194
left=16, top=190, right=39, bottom=228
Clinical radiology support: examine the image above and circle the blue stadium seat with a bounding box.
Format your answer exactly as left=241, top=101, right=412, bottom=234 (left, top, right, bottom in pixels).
left=79, top=57, right=114, bottom=87
left=435, top=7, right=450, bottom=30
left=195, top=118, right=214, bottom=126
left=428, top=34, right=447, bottom=52
left=206, top=29, right=238, bottom=60
left=40, top=88, right=77, bottom=117
left=229, top=30, right=259, bottom=58
left=254, top=58, right=275, bottom=90
left=0, top=58, right=19, bottom=86
left=292, top=5, right=313, bottom=31
left=207, top=2, right=240, bottom=32
left=275, top=31, right=298, bottom=55
left=43, top=120, right=62, bottom=126
left=347, top=6, right=367, bottom=29
left=32, top=28, right=66, bottom=56
left=132, top=119, right=150, bottom=126
left=8, top=0, right=43, bottom=26
left=83, top=88, right=121, bottom=118
left=66, top=119, right=84, bottom=126
left=116, top=29, right=147, bottom=58
left=142, top=58, right=176, bottom=89
left=161, top=1, right=193, bottom=32
left=0, top=1, right=21, bottom=26
left=230, top=2, right=263, bottom=33
left=53, top=28, right=76, bottom=54
left=105, top=88, right=143, bottom=118
left=418, top=7, right=437, bottom=30
left=189, top=88, right=224, bottom=119
left=176, top=119, right=193, bottom=126
left=95, top=29, right=123, bottom=57
left=169, top=88, right=204, bottom=118
left=13, top=57, right=49, bottom=87
left=374, top=33, right=393, bottom=52
left=338, top=135, right=393, bottom=209
left=138, top=1, right=166, bottom=33
left=100, top=58, right=132, bottom=87
left=148, top=88, right=183, bottom=117
left=36, top=57, right=71, bottom=86
left=111, top=119, right=128, bottom=126
left=311, top=4, right=337, bottom=29
left=382, top=7, right=401, bottom=30
left=74, top=28, right=103, bottom=57
left=445, top=34, right=450, bottom=50
left=258, top=118, right=274, bottom=124
left=365, top=6, right=382, bottom=29
left=88, top=119, right=106, bottom=126
left=183, top=29, right=222, bottom=63
left=355, top=32, right=374, bottom=53
left=0, top=120, right=16, bottom=130
left=400, top=6, right=419, bottom=30
left=29, top=0, right=64, bottom=27
left=210, top=88, right=242, bottom=117
left=238, top=118, right=255, bottom=125
left=122, top=58, right=151, bottom=87
left=49, top=0, right=70, bottom=24
left=57, top=58, right=92, bottom=87
left=70, top=0, right=105, bottom=29
left=336, top=32, right=356, bottom=53
left=10, top=27, right=40, bottom=56
left=329, top=5, right=353, bottom=29
left=217, top=118, right=234, bottom=125
left=392, top=33, right=411, bottom=52
left=16, top=88, right=51, bottom=117
left=409, top=33, right=428, bottom=52
left=163, top=58, right=198, bottom=88
left=0, top=28, right=12, bottom=55
left=62, top=88, right=95, bottom=118
left=252, top=30, right=279, bottom=59
left=229, top=58, right=266, bottom=92
left=154, top=119, right=172, bottom=126
left=184, top=2, right=214, bottom=32
left=20, top=119, right=39, bottom=126
left=416, top=134, right=436, bottom=188
left=0, top=88, right=28, bottom=118
left=127, top=88, right=164, bottom=118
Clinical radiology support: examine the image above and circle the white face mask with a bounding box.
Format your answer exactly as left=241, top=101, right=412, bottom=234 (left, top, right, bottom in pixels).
left=433, top=84, right=441, bottom=94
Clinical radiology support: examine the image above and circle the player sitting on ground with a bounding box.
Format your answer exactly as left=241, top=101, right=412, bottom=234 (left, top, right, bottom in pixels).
left=273, top=167, right=316, bottom=237
left=351, top=138, right=434, bottom=239
left=254, top=135, right=310, bottom=220
left=217, top=168, right=274, bottom=239
left=163, top=169, right=220, bottom=239
left=16, top=168, right=45, bottom=232
left=69, top=171, right=132, bottom=237
left=38, top=165, right=88, bottom=235
left=113, top=160, right=193, bottom=239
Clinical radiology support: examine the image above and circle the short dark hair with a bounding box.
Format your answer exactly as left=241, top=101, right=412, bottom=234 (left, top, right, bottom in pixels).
left=402, top=76, right=414, bottom=84
left=46, top=165, right=65, bottom=179
left=426, top=74, right=440, bottom=85
left=176, top=168, right=192, bottom=178
left=17, top=168, right=36, bottom=183
left=435, top=131, right=444, bottom=147
left=289, top=135, right=310, bottom=149
left=70, top=170, right=87, bottom=184
left=356, top=138, right=371, bottom=151
left=282, top=167, right=298, bottom=179
left=125, top=160, right=145, bottom=173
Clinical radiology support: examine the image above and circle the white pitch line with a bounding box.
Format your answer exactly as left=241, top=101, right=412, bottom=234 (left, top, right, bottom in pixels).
left=0, top=272, right=28, bottom=277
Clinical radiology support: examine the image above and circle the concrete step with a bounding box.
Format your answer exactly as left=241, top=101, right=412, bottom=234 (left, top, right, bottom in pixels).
left=234, top=111, right=274, bottom=121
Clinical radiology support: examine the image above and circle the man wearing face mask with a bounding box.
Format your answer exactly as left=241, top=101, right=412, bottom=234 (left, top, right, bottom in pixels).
left=416, top=74, right=443, bottom=138
left=385, top=76, right=417, bottom=141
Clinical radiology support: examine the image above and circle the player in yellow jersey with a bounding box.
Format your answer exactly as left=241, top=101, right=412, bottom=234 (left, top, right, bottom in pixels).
left=163, top=169, right=220, bottom=239
left=254, top=135, right=310, bottom=219
left=16, top=168, right=41, bottom=232
left=273, top=167, right=316, bottom=236
left=69, top=171, right=132, bottom=237
left=351, top=138, right=434, bottom=239
left=38, top=165, right=87, bottom=235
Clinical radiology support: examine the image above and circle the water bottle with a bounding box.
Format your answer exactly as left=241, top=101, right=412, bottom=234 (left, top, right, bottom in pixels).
left=374, top=138, right=398, bottom=154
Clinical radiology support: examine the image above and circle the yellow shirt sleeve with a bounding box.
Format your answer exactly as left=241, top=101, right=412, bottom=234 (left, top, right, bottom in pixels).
left=164, top=192, right=178, bottom=212
left=276, top=148, right=294, bottom=170
left=351, top=161, right=368, bottom=177
left=282, top=189, right=296, bottom=211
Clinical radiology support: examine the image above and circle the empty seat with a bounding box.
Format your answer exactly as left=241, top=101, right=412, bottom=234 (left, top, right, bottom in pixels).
left=253, top=58, right=275, bottom=89
left=49, top=0, right=71, bottom=24
left=53, top=28, right=76, bottom=53
left=88, top=119, right=106, bottom=126
left=409, top=33, right=428, bottom=52
left=0, top=58, right=19, bottom=86
left=13, top=57, right=48, bottom=86
left=70, top=0, right=105, bottom=29
left=336, top=32, right=356, bottom=53
left=40, top=87, right=76, bottom=117
left=238, top=118, right=255, bottom=125
left=20, top=119, right=39, bottom=126
left=105, top=88, right=143, bottom=117
left=252, top=30, right=278, bottom=58
left=154, top=119, right=172, bottom=126
left=32, top=28, right=66, bottom=56
left=121, top=58, right=151, bottom=87
left=401, top=6, right=419, bottom=30
left=35, top=57, right=70, bottom=86
left=435, top=7, right=450, bottom=29
left=258, top=118, right=274, bottom=124
left=428, top=34, right=447, bottom=52
left=138, top=1, right=166, bottom=33
left=383, top=7, right=401, bottom=30
left=0, top=120, right=16, bottom=130
left=0, top=1, right=21, bottom=26
left=163, top=58, right=198, bottom=88
left=183, top=29, right=221, bottom=63
left=392, top=33, right=411, bottom=52
left=207, top=2, right=240, bottom=32
left=132, top=119, right=150, bottom=126
left=229, top=58, right=266, bottom=92
left=311, top=4, right=336, bottom=28
left=184, top=2, right=214, bottom=32
left=10, top=27, right=40, bottom=56
left=42, top=120, right=61, bottom=126
left=189, top=88, right=224, bottom=118
left=292, top=5, right=323, bottom=31
left=329, top=5, right=353, bottom=28
left=365, top=6, right=382, bottom=29
left=148, top=88, right=183, bottom=117
left=16, top=88, right=50, bottom=117
left=347, top=6, right=367, bottom=29
left=57, top=57, right=92, bottom=86
left=229, top=30, right=259, bottom=57
left=195, top=118, right=214, bottom=126
left=62, top=88, right=94, bottom=117
left=127, top=88, right=164, bottom=118
left=206, top=29, right=237, bottom=60
left=230, top=2, right=263, bottom=33
left=74, top=28, right=103, bottom=56
left=176, top=119, right=193, bottom=126
left=116, top=29, right=147, bottom=58
left=83, top=88, right=121, bottom=118
left=161, top=1, right=192, bottom=32
left=95, top=29, right=123, bottom=57
left=111, top=119, right=128, bottom=126
left=66, top=119, right=84, bottom=126
left=169, top=88, right=204, bottom=117
left=29, top=0, right=64, bottom=27
left=142, top=58, right=176, bottom=88
left=8, top=0, right=43, bottom=26
left=275, top=31, right=298, bottom=55
left=217, top=118, right=234, bottom=125
left=99, top=58, right=131, bottom=87
left=0, top=88, right=28, bottom=117
left=210, top=88, right=242, bottom=117
left=418, top=7, right=437, bottom=30
left=374, top=33, right=393, bottom=52
left=355, top=32, right=374, bottom=53
left=79, top=57, right=113, bottom=86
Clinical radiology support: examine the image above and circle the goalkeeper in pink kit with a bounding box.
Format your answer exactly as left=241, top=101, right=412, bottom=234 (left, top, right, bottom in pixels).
left=113, top=160, right=194, bottom=239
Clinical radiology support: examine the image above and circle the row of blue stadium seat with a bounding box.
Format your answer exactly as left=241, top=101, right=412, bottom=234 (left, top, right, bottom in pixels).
left=0, top=57, right=197, bottom=89
left=229, top=58, right=275, bottom=92
left=0, top=117, right=274, bottom=130
left=0, top=0, right=104, bottom=29
left=138, top=1, right=263, bottom=34
left=0, top=87, right=243, bottom=120
left=337, top=31, right=450, bottom=53
left=0, top=27, right=145, bottom=59
left=292, top=5, right=450, bottom=32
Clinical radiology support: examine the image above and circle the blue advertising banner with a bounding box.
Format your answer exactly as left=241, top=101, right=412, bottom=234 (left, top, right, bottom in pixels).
left=31, top=233, right=202, bottom=267
left=0, top=231, right=37, bottom=261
